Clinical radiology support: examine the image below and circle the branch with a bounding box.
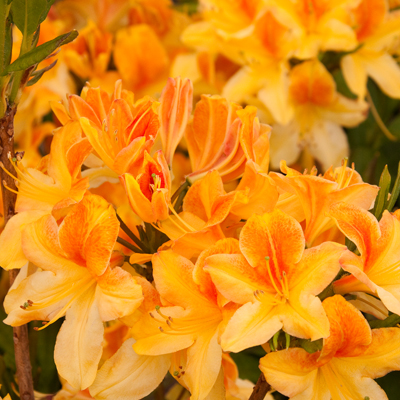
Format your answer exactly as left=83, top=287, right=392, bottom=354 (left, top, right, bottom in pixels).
left=0, top=106, right=34, bottom=400
left=249, top=373, right=271, bottom=400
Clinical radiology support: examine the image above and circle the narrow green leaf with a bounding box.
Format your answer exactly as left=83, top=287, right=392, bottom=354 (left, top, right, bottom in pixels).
left=26, top=58, right=57, bottom=86
left=372, top=165, right=391, bottom=220
left=387, top=162, right=400, bottom=212
left=4, top=29, right=78, bottom=74
left=10, top=0, right=47, bottom=37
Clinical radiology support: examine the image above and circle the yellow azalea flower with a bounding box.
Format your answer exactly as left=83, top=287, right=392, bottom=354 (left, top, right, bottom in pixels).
left=201, top=0, right=267, bottom=39
left=52, top=80, right=159, bottom=185
left=89, top=274, right=171, bottom=399
left=329, top=202, right=400, bottom=315
left=158, top=77, right=193, bottom=167
left=159, top=170, right=247, bottom=258
left=120, top=151, right=171, bottom=223
left=260, top=295, right=400, bottom=400
left=3, top=195, right=143, bottom=389
left=0, top=121, right=91, bottom=270
left=132, top=250, right=227, bottom=400
left=271, top=160, right=379, bottom=247
left=204, top=209, right=345, bottom=352
left=269, top=59, right=368, bottom=170
left=91, top=249, right=230, bottom=400
left=267, top=0, right=360, bottom=59
left=341, top=0, right=400, bottom=99
left=186, top=95, right=270, bottom=182
left=221, top=10, right=298, bottom=126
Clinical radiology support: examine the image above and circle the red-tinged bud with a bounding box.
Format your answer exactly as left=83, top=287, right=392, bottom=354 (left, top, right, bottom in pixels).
left=159, top=77, right=193, bottom=166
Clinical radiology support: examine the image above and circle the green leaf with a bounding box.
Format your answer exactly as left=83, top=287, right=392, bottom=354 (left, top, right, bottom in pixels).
left=4, top=29, right=78, bottom=74
left=372, top=165, right=391, bottom=220
left=26, top=58, right=56, bottom=86
left=387, top=162, right=400, bottom=212
left=10, top=0, right=55, bottom=38
left=11, top=0, right=47, bottom=37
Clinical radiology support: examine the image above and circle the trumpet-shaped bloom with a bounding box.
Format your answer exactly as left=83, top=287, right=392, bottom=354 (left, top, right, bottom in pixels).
left=120, top=151, right=171, bottom=223
left=0, top=121, right=91, bottom=270
left=269, top=59, right=368, bottom=170
left=3, top=195, right=143, bottom=389
left=204, top=209, right=345, bottom=352
left=341, top=0, right=400, bottom=99
left=260, top=295, right=400, bottom=400
left=158, top=77, right=193, bottom=166
left=329, top=202, right=400, bottom=315
left=271, top=160, right=379, bottom=247
left=52, top=80, right=159, bottom=183
left=186, top=95, right=270, bottom=182
left=132, top=250, right=226, bottom=400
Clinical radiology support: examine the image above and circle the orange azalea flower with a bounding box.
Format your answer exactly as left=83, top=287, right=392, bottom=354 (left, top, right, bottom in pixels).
left=52, top=80, right=159, bottom=183
left=229, top=160, right=279, bottom=221
left=260, top=295, right=400, bottom=399
left=3, top=195, right=143, bottom=390
left=120, top=150, right=171, bottom=223
left=158, top=77, right=193, bottom=167
left=159, top=170, right=247, bottom=258
left=204, top=209, right=345, bottom=352
left=113, top=25, right=169, bottom=92
left=63, top=20, right=114, bottom=84
left=186, top=95, right=270, bottom=182
left=0, top=121, right=91, bottom=270
left=271, top=160, right=379, bottom=247
left=341, top=0, right=400, bottom=99
left=329, top=202, right=400, bottom=315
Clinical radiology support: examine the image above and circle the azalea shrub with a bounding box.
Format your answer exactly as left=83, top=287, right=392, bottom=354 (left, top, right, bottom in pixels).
left=1, top=1, right=400, bottom=400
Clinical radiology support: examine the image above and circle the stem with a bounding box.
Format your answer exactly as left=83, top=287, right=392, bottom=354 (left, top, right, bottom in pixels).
left=8, top=32, right=34, bottom=106
left=249, top=373, right=271, bottom=400
left=116, top=214, right=149, bottom=252
left=0, top=106, right=34, bottom=399
left=116, top=236, right=144, bottom=253
left=366, top=90, right=398, bottom=142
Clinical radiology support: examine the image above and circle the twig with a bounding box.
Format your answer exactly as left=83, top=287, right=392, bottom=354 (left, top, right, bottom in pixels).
left=249, top=373, right=271, bottom=400
left=366, top=90, right=398, bottom=142
left=0, top=106, right=34, bottom=399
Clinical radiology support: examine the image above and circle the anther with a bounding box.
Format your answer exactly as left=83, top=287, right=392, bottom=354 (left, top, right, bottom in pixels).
left=149, top=312, right=155, bottom=318
left=159, top=326, right=164, bottom=332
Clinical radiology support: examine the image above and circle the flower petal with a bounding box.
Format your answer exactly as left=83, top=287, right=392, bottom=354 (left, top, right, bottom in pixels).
left=54, top=285, right=103, bottom=389
left=89, top=338, right=170, bottom=400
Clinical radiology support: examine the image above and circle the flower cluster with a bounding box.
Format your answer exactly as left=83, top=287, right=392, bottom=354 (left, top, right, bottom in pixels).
left=178, top=0, right=400, bottom=169
left=1, top=74, right=400, bottom=400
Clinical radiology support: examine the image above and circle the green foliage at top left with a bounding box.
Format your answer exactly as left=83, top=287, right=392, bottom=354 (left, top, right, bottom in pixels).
left=0, top=0, right=78, bottom=117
